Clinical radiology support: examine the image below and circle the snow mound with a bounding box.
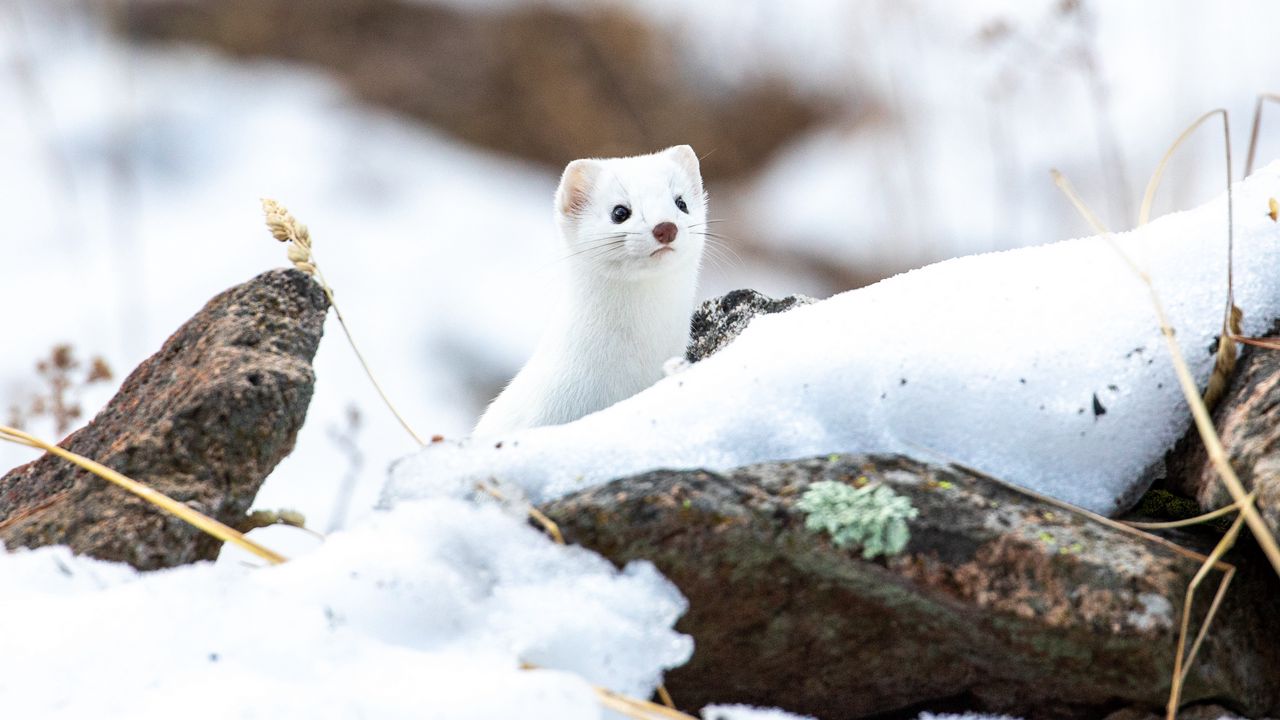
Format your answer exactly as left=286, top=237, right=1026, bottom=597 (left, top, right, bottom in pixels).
left=0, top=499, right=691, bottom=718
left=387, top=163, right=1280, bottom=516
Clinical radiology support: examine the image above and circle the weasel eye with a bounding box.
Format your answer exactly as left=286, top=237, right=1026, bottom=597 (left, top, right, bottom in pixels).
left=610, top=205, right=631, bottom=224
left=674, top=196, right=689, bottom=213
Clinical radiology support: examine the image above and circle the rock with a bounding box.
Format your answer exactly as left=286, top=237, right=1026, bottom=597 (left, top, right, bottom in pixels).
left=1104, top=703, right=1254, bottom=720
left=686, top=289, right=816, bottom=363
left=1166, top=324, right=1280, bottom=540
left=0, top=269, right=328, bottom=570
left=540, top=454, right=1280, bottom=719
left=120, top=0, right=838, bottom=182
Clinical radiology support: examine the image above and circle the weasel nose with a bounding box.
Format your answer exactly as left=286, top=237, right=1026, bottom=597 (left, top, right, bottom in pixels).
left=652, top=222, right=678, bottom=245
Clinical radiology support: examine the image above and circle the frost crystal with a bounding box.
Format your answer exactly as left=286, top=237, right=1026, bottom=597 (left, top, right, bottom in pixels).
left=796, top=480, right=918, bottom=559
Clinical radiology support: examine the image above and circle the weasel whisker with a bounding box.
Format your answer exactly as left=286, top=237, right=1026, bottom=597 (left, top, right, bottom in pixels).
left=559, top=238, right=626, bottom=262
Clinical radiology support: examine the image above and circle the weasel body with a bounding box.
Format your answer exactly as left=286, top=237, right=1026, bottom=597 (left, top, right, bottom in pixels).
left=474, top=145, right=707, bottom=437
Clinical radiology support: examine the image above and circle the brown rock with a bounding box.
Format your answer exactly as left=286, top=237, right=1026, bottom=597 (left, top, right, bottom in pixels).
left=119, top=0, right=838, bottom=181
left=541, top=454, right=1280, bottom=719
left=1167, top=325, right=1280, bottom=539
left=0, top=269, right=328, bottom=570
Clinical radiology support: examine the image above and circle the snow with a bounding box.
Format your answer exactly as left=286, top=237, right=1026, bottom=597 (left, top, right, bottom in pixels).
left=702, top=706, right=1024, bottom=719
left=0, top=497, right=692, bottom=718
left=389, top=163, right=1280, bottom=517
left=917, top=715, right=1023, bottom=720
left=703, top=705, right=817, bottom=720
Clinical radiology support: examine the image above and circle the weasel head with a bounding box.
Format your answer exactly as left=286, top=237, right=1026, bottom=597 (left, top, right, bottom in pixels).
left=554, top=145, right=707, bottom=281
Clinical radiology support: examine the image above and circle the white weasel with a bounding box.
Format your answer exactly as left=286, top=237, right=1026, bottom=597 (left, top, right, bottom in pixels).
left=474, top=145, right=707, bottom=437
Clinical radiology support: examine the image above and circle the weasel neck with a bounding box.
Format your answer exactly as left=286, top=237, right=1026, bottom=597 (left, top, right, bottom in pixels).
left=558, top=263, right=699, bottom=359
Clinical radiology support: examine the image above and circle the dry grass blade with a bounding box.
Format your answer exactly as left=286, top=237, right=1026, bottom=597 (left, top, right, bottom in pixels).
left=1123, top=494, right=1249, bottom=530
left=1203, top=305, right=1242, bottom=411
left=1166, top=499, right=1248, bottom=720
left=1133, top=110, right=1239, bottom=411
left=0, top=425, right=287, bottom=565
left=476, top=481, right=565, bottom=544
left=1244, top=93, right=1280, bottom=179
left=1137, top=109, right=1227, bottom=228
left=594, top=686, right=695, bottom=720
left=1232, top=334, right=1280, bottom=350
left=656, top=684, right=676, bottom=709
left=260, top=198, right=427, bottom=447
left=520, top=664, right=693, bottom=719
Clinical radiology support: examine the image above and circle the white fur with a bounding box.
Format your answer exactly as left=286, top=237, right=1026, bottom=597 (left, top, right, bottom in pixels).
left=474, top=145, right=707, bottom=437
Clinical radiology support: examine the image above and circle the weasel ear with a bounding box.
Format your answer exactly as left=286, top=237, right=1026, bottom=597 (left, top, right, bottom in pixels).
left=664, top=145, right=702, bottom=186
left=556, top=159, right=601, bottom=217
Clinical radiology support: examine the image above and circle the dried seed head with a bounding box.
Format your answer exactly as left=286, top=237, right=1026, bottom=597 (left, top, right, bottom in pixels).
left=260, top=197, right=312, bottom=248
left=294, top=223, right=311, bottom=249
left=261, top=197, right=318, bottom=275
left=286, top=243, right=311, bottom=265
left=261, top=199, right=293, bottom=243
left=51, top=344, right=75, bottom=370
left=87, top=357, right=113, bottom=383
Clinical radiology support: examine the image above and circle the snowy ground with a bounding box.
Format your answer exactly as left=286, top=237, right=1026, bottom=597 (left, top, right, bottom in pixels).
left=1, top=1, right=1277, bottom=716
left=0, top=497, right=692, bottom=718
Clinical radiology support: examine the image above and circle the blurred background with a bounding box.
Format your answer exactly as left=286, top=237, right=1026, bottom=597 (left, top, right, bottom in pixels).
left=3, top=0, right=1278, bottom=550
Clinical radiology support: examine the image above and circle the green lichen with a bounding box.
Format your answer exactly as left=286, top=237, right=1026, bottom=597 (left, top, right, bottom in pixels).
left=1058, top=542, right=1084, bottom=555
left=796, top=480, right=919, bottom=559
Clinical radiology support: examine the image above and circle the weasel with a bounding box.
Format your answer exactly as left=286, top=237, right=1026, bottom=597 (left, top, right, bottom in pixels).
left=474, top=145, right=707, bottom=437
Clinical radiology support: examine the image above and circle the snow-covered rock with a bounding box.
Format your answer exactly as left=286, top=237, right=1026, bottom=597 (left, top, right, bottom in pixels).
left=388, top=162, right=1280, bottom=516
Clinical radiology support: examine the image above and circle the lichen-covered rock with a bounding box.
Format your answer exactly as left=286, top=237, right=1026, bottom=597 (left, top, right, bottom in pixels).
left=686, top=289, right=815, bottom=363
left=541, top=454, right=1280, bottom=719
left=0, top=269, right=327, bottom=570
